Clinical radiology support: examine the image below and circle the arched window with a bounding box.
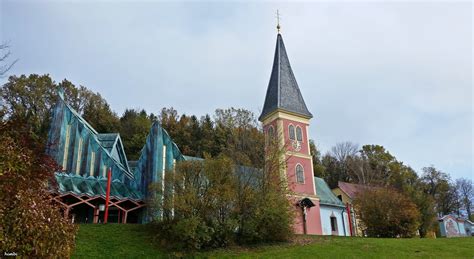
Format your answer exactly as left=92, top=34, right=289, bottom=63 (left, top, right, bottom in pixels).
left=330, top=214, right=338, bottom=234
left=289, top=125, right=295, bottom=140
left=268, top=126, right=274, bottom=139
left=296, top=126, right=303, bottom=142
left=296, top=164, right=304, bottom=183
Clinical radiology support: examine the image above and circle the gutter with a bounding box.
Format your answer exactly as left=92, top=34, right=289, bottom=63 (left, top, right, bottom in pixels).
left=341, top=208, right=347, bottom=236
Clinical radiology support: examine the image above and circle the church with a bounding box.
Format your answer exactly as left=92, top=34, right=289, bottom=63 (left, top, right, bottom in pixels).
left=46, top=28, right=351, bottom=236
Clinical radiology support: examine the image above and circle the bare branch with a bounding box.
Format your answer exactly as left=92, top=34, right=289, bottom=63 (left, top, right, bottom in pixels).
left=0, top=43, right=18, bottom=77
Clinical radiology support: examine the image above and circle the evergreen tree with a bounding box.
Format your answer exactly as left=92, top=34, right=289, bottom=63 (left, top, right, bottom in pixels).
left=119, top=109, right=153, bottom=160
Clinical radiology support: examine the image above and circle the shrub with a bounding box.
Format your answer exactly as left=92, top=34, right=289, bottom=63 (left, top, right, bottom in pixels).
left=150, top=152, right=293, bottom=251
left=354, top=187, right=420, bottom=237
left=0, top=121, right=77, bottom=257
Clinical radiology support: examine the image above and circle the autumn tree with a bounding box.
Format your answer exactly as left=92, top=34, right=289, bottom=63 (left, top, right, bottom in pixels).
left=354, top=188, right=420, bottom=237
left=214, top=108, right=265, bottom=168
left=421, top=166, right=459, bottom=216
left=1, top=74, right=120, bottom=141
left=0, top=120, right=77, bottom=257
left=151, top=137, right=292, bottom=250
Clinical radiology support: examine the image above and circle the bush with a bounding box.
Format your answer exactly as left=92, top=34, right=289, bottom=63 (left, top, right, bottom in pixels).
left=150, top=153, right=293, bottom=251
left=0, top=121, right=77, bottom=257
left=354, top=187, right=420, bottom=237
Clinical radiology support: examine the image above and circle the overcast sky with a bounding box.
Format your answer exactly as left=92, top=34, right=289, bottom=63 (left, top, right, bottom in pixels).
left=1, top=1, right=472, bottom=180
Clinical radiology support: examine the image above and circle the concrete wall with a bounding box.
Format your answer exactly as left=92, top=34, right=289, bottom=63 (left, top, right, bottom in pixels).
left=319, top=205, right=350, bottom=236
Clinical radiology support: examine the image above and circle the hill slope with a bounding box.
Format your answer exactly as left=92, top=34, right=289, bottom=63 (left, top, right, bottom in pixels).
left=73, top=224, right=474, bottom=258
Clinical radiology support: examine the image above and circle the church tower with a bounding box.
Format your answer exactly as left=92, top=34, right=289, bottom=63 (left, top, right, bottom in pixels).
left=259, top=30, right=322, bottom=235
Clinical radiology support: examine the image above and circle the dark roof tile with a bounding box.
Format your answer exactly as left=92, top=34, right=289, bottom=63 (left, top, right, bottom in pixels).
left=259, top=33, right=312, bottom=121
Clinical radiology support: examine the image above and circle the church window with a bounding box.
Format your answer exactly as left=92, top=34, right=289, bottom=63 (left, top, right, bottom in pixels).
left=89, top=151, right=95, bottom=176
left=296, top=126, right=303, bottom=141
left=62, top=124, right=71, bottom=170
left=296, top=164, right=304, bottom=183
left=76, top=137, right=83, bottom=175
left=289, top=125, right=295, bottom=140
left=268, top=126, right=274, bottom=138
left=330, top=215, right=338, bottom=234
left=161, top=145, right=167, bottom=218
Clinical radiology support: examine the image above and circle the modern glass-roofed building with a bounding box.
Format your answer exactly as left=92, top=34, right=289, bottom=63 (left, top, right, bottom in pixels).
left=47, top=88, right=190, bottom=224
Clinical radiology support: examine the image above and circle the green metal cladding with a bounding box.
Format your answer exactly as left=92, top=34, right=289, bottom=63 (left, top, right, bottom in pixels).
left=47, top=89, right=186, bottom=204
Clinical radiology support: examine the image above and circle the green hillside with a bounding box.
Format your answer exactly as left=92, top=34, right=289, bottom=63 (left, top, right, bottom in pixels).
left=73, top=224, right=474, bottom=258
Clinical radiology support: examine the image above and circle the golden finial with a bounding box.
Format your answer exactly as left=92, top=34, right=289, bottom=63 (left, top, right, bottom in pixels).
left=276, top=10, right=281, bottom=33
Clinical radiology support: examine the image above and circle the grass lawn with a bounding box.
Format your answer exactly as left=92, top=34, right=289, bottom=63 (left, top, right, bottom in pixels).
left=73, top=224, right=474, bottom=258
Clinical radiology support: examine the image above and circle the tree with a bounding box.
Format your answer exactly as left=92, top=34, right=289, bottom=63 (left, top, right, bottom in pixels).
left=309, top=139, right=325, bottom=178
left=199, top=114, right=217, bottom=156
left=214, top=108, right=264, bottom=168
left=388, top=165, right=437, bottom=237
left=354, top=188, right=420, bottom=238
left=81, top=92, right=120, bottom=133
left=0, top=120, right=77, bottom=257
left=321, top=153, right=348, bottom=188
left=421, top=166, right=459, bottom=216
left=0, top=43, right=17, bottom=77
left=119, top=109, right=154, bottom=160
left=151, top=156, right=238, bottom=250
left=456, top=178, right=473, bottom=218
left=1, top=74, right=57, bottom=138
left=150, top=138, right=292, bottom=250
left=1, top=74, right=120, bottom=141
left=358, top=145, right=396, bottom=185
left=331, top=141, right=359, bottom=163
left=320, top=142, right=359, bottom=187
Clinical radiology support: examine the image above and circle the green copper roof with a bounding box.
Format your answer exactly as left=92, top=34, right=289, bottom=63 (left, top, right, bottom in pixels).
left=55, top=173, right=143, bottom=200
left=314, top=177, right=345, bottom=207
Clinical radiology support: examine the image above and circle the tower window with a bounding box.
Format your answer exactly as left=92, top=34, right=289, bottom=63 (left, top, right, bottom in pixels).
left=296, top=126, right=303, bottom=142
left=268, top=126, right=274, bottom=139
left=289, top=125, right=295, bottom=140
left=296, top=164, right=304, bottom=183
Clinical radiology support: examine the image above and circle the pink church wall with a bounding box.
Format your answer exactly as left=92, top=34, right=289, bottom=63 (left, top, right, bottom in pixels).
left=286, top=155, right=315, bottom=195
left=291, top=197, right=322, bottom=235
left=281, top=119, right=309, bottom=155
left=263, top=116, right=322, bottom=235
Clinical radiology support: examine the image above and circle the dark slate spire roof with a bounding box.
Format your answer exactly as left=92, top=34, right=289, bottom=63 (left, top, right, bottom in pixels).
left=259, top=33, right=313, bottom=121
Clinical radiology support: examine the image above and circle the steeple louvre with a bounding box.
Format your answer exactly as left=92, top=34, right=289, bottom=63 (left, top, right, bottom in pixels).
left=259, top=33, right=312, bottom=121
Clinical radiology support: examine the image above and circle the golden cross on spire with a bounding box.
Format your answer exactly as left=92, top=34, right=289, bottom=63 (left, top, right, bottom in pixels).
left=276, top=10, right=281, bottom=33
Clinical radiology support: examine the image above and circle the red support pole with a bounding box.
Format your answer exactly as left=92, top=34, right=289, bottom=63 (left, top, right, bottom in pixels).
left=346, top=203, right=353, bottom=236
left=104, top=168, right=112, bottom=224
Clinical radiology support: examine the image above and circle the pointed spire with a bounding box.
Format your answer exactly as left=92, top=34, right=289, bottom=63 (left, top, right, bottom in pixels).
left=276, top=10, right=281, bottom=34
left=259, top=33, right=313, bottom=121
